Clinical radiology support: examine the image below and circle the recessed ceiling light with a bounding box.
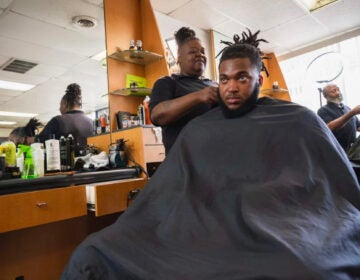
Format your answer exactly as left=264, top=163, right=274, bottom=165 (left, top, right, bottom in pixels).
left=0, top=121, right=17, bottom=125
left=0, top=111, right=38, bottom=118
left=72, top=15, right=98, bottom=28
left=0, top=80, right=35, bottom=91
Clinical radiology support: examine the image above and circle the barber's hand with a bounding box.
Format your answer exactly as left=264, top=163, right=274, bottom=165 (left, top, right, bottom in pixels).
left=198, top=86, right=219, bottom=105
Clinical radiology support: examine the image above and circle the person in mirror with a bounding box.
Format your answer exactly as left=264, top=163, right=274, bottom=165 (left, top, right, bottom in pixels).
left=61, top=30, right=360, bottom=280
left=36, top=83, right=94, bottom=155
left=8, top=118, right=42, bottom=146
left=317, top=83, right=360, bottom=151
left=149, top=26, right=219, bottom=154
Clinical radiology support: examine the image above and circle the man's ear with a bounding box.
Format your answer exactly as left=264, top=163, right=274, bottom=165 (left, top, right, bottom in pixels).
left=258, top=74, right=264, bottom=86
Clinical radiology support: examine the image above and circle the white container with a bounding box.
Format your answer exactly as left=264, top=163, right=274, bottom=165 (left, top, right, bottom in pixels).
left=16, top=148, right=24, bottom=173
left=31, top=143, right=45, bottom=177
left=45, top=139, right=61, bottom=173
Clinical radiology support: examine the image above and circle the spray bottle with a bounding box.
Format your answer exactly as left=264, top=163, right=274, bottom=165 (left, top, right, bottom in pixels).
left=18, top=144, right=38, bottom=179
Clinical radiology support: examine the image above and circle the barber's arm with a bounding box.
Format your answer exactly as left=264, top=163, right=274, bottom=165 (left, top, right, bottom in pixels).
left=151, top=86, right=218, bottom=126
left=327, top=105, right=360, bottom=131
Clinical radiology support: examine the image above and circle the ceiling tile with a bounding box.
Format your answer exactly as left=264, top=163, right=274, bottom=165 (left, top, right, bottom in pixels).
left=150, top=0, right=191, bottom=14
left=310, top=0, right=360, bottom=35
left=0, top=12, right=105, bottom=57
left=262, top=15, right=329, bottom=51
left=202, top=0, right=307, bottom=31
left=169, top=0, right=228, bottom=30
left=0, top=0, right=13, bottom=9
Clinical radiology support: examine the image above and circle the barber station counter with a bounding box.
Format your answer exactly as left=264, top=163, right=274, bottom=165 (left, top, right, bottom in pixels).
left=0, top=168, right=147, bottom=279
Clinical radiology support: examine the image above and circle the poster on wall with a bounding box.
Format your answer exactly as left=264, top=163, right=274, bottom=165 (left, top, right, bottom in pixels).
left=165, top=38, right=179, bottom=74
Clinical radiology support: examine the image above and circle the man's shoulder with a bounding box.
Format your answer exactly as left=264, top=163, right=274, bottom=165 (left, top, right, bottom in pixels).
left=256, top=97, right=311, bottom=115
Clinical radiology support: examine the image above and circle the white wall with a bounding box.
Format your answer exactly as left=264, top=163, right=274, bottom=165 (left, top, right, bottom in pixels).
left=0, top=128, right=12, bottom=140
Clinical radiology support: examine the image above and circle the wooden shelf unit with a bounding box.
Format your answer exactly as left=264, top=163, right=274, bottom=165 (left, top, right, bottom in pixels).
left=108, top=49, right=163, bottom=65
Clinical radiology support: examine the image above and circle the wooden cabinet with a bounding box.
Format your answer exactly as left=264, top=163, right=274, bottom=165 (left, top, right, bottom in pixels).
left=0, top=185, right=86, bottom=233
left=112, top=126, right=165, bottom=176
left=104, top=0, right=169, bottom=132
left=89, top=0, right=169, bottom=171
left=86, top=178, right=146, bottom=216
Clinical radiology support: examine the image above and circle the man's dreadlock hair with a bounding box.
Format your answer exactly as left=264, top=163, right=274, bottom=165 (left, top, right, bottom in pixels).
left=217, top=29, right=269, bottom=77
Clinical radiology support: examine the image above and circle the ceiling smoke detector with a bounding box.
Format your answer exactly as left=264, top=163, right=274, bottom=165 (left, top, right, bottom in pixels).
left=72, top=15, right=98, bottom=28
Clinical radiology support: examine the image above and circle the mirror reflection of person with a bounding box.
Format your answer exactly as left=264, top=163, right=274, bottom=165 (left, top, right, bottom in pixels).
left=61, top=30, right=360, bottom=279
left=36, top=83, right=94, bottom=155
left=149, top=27, right=219, bottom=154
left=317, top=84, right=360, bottom=151
left=8, top=118, right=42, bottom=146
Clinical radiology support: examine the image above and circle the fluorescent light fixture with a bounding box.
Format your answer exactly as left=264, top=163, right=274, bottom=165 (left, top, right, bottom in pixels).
left=91, top=50, right=107, bottom=61
left=0, top=111, right=38, bottom=118
left=298, top=0, right=340, bottom=12
left=0, top=121, right=17, bottom=125
left=0, top=80, right=35, bottom=91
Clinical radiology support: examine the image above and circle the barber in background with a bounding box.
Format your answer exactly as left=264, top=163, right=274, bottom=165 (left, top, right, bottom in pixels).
left=36, top=83, right=94, bottom=155
left=149, top=27, right=218, bottom=154
left=317, top=83, right=360, bottom=151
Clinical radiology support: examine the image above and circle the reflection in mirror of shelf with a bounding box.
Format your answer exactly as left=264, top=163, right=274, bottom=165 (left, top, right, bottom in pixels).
left=109, top=88, right=152, bottom=97
left=260, top=88, right=289, bottom=95
left=108, top=50, right=163, bottom=65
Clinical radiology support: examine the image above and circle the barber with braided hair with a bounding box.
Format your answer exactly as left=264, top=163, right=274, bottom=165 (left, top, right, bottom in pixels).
left=36, top=83, right=94, bottom=155
left=150, top=26, right=219, bottom=154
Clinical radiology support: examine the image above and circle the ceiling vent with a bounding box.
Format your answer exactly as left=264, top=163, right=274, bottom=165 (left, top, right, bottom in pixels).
left=72, top=15, right=98, bottom=28
left=1, top=59, right=37, bottom=74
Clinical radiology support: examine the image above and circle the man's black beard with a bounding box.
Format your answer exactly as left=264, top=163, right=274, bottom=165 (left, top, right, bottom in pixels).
left=218, top=83, right=260, bottom=119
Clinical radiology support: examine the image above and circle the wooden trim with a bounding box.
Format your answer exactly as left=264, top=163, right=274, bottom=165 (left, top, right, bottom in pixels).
left=209, top=29, right=217, bottom=81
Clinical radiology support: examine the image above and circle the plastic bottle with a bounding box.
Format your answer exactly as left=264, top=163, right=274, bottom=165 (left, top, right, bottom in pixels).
left=45, top=136, right=61, bottom=173
left=31, top=142, right=45, bottom=177
left=67, top=134, right=75, bottom=170
left=1, top=141, right=16, bottom=167
left=18, top=144, right=38, bottom=179
left=16, top=147, right=24, bottom=173
left=59, top=136, right=68, bottom=171
left=143, top=96, right=152, bottom=125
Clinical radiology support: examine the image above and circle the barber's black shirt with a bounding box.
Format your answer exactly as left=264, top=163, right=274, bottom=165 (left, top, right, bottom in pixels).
left=317, top=102, right=360, bottom=151
left=149, top=74, right=217, bottom=154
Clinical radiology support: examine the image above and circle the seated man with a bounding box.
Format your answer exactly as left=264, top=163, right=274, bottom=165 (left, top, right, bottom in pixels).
left=61, top=31, right=360, bottom=280
left=317, top=84, right=360, bottom=151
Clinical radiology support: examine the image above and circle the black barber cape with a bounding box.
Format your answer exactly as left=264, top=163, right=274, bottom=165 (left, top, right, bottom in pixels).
left=62, top=98, right=360, bottom=280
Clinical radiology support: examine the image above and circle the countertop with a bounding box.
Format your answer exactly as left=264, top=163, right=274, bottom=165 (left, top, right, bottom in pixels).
left=0, top=167, right=140, bottom=195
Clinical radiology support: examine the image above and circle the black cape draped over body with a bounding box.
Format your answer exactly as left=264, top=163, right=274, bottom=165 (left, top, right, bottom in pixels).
left=62, top=98, right=360, bottom=280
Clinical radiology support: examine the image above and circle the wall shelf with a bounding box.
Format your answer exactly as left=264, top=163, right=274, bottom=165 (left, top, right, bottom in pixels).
left=110, top=87, right=152, bottom=96
left=108, top=50, right=163, bottom=65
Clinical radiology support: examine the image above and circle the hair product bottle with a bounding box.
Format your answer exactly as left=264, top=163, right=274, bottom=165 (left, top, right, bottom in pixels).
left=45, top=135, right=61, bottom=173
left=67, top=134, right=75, bottom=170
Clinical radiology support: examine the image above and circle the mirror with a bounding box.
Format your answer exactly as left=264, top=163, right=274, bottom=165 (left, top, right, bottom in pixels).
left=0, top=0, right=108, bottom=139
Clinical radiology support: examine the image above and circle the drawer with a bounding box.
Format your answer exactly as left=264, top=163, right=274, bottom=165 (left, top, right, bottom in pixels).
left=142, top=127, right=163, bottom=145
left=144, top=144, right=165, bottom=162
left=86, top=178, right=146, bottom=216
left=0, top=185, right=87, bottom=233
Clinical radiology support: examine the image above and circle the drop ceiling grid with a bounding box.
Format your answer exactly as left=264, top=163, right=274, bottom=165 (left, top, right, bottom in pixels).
left=0, top=12, right=103, bottom=57
left=11, top=0, right=104, bottom=30
left=262, top=15, right=330, bottom=52
left=150, top=0, right=191, bottom=14
left=202, top=0, right=307, bottom=31
left=309, top=0, right=360, bottom=35
left=169, top=0, right=229, bottom=30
